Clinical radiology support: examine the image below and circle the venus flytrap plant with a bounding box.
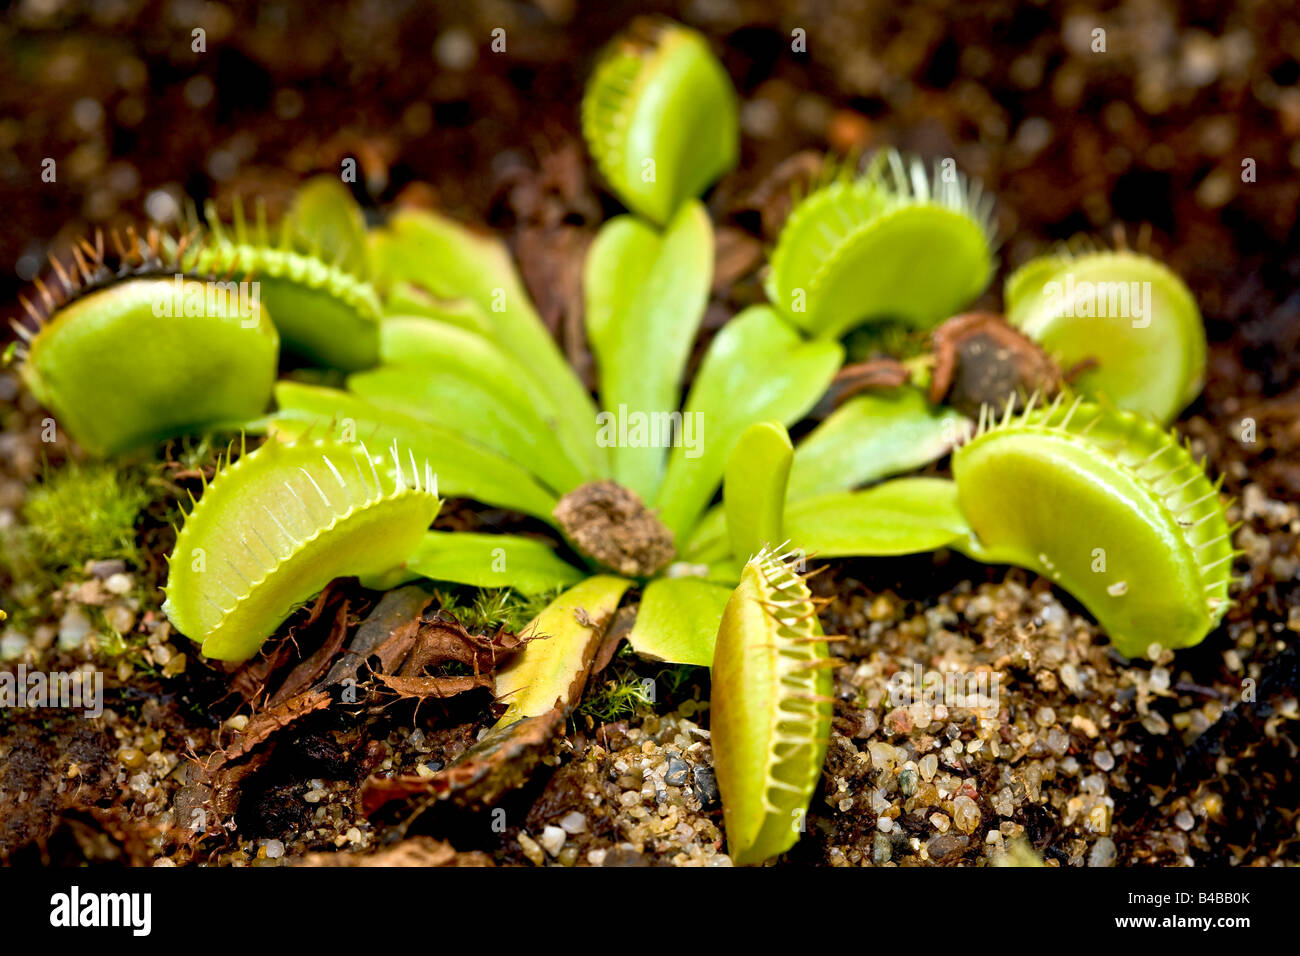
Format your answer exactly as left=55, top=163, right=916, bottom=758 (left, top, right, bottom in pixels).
left=581, top=18, right=738, bottom=225
left=270, top=294, right=850, bottom=676
left=185, top=197, right=383, bottom=370
left=163, top=434, right=440, bottom=661
left=8, top=228, right=279, bottom=456
left=710, top=545, right=834, bottom=865
left=765, top=150, right=997, bottom=338
left=1004, top=241, right=1206, bottom=424
left=227, top=34, right=995, bottom=695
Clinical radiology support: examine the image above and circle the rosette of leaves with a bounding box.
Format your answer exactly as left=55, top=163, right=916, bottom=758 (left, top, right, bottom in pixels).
left=260, top=196, right=964, bottom=710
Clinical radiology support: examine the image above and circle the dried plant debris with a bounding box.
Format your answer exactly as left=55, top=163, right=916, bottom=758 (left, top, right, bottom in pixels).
left=361, top=707, right=566, bottom=814
left=929, top=312, right=1064, bottom=418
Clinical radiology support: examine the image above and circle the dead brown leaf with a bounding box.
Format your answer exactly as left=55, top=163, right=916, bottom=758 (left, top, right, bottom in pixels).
left=267, top=598, right=350, bottom=708
left=399, top=613, right=530, bottom=677
left=361, top=707, right=565, bottom=814
left=314, top=585, right=431, bottom=691
left=375, top=673, right=495, bottom=700
left=214, top=690, right=331, bottom=767
left=591, top=603, right=638, bottom=677
left=713, top=226, right=763, bottom=292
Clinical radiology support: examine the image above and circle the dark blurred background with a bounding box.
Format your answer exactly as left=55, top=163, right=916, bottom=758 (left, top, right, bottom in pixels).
left=2, top=0, right=1298, bottom=485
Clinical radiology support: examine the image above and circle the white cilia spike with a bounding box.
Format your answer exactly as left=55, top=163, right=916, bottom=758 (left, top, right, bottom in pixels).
left=359, top=440, right=381, bottom=494
left=389, top=440, right=406, bottom=492
left=322, top=453, right=347, bottom=490
left=299, top=466, right=332, bottom=508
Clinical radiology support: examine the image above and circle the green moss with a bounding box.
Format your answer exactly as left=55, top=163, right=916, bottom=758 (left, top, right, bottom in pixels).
left=843, top=318, right=930, bottom=363
left=578, top=665, right=657, bottom=722
left=436, top=586, right=562, bottom=634
left=577, top=655, right=698, bottom=723
left=14, top=463, right=149, bottom=574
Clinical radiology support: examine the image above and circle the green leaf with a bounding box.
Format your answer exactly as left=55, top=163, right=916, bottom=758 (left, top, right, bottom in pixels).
left=362, top=531, right=584, bottom=593
left=285, top=175, right=369, bottom=275
left=382, top=282, right=494, bottom=336
left=348, top=363, right=585, bottom=495
left=493, top=575, right=631, bottom=726
left=656, top=305, right=843, bottom=539
left=368, top=208, right=606, bottom=477
left=586, top=201, right=713, bottom=499
left=581, top=21, right=738, bottom=225
left=269, top=381, right=558, bottom=521
left=377, top=316, right=591, bottom=488
left=724, top=421, right=793, bottom=561
left=784, top=477, right=970, bottom=556
left=1005, top=249, right=1206, bottom=424
left=766, top=151, right=995, bottom=337
left=627, top=576, right=734, bottom=666
left=683, top=388, right=966, bottom=561
left=789, top=387, right=967, bottom=499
